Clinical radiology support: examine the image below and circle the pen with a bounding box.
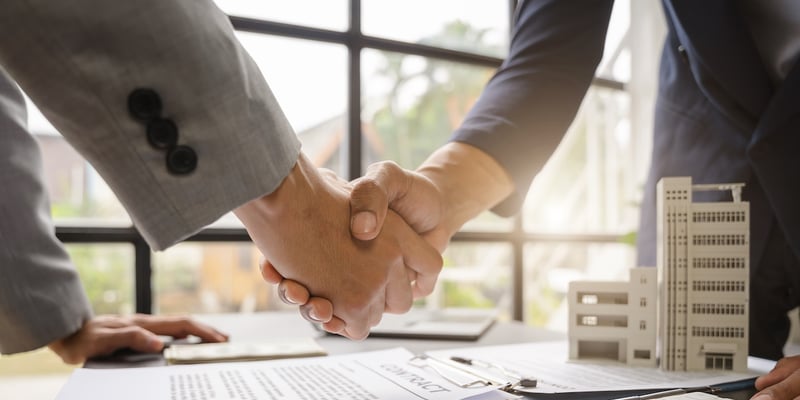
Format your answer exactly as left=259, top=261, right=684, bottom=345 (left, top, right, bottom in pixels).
left=613, top=377, right=757, bottom=400
left=450, top=356, right=538, bottom=388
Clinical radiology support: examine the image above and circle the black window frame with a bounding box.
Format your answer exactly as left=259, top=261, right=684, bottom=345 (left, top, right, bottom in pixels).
left=55, top=0, right=626, bottom=321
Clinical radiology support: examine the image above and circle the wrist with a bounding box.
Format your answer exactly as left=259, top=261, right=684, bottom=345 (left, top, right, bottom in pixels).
left=417, top=142, right=513, bottom=236
left=234, top=153, right=318, bottom=230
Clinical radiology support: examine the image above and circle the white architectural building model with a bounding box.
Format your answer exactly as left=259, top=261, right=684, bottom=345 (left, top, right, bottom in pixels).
left=567, top=177, right=749, bottom=372
left=658, top=177, right=749, bottom=372
left=567, top=267, right=657, bottom=367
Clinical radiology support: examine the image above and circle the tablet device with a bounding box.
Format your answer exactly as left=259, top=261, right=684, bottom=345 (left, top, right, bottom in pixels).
left=368, top=307, right=499, bottom=341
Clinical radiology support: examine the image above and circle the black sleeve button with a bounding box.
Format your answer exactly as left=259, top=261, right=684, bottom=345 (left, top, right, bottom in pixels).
left=166, top=145, right=197, bottom=175
left=677, top=44, right=689, bottom=64
left=146, top=118, right=179, bottom=149
left=128, top=88, right=162, bottom=121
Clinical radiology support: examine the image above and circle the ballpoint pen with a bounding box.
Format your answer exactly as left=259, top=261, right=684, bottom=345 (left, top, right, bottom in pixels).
left=450, top=356, right=538, bottom=388
left=612, top=377, right=758, bottom=400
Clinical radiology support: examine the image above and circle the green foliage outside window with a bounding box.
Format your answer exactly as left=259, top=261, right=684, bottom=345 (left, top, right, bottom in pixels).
left=369, top=21, right=501, bottom=169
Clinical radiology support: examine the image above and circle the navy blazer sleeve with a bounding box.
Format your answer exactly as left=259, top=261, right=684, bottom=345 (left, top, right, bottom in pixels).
left=451, top=0, right=614, bottom=215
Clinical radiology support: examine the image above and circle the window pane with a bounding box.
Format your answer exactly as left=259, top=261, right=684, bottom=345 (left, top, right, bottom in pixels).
left=597, top=0, right=632, bottom=81
left=522, top=87, right=638, bottom=234
left=214, top=0, right=348, bottom=32
left=362, top=49, right=494, bottom=169
left=26, top=97, right=131, bottom=226
left=204, top=33, right=349, bottom=229
left=67, top=243, right=136, bottom=315
left=418, top=242, right=512, bottom=320
left=523, top=242, right=636, bottom=331
left=238, top=32, right=348, bottom=177
left=361, top=49, right=509, bottom=231
left=153, top=242, right=293, bottom=314
left=363, top=0, right=509, bottom=58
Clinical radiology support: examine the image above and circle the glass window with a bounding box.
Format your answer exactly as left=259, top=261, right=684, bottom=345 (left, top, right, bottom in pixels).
left=524, top=242, right=636, bottom=330
left=361, top=49, right=495, bottom=169
left=362, top=0, right=510, bottom=58
left=214, top=0, right=348, bottom=31
left=153, top=242, right=294, bottom=315
left=522, top=86, right=637, bottom=235
left=598, top=0, right=632, bottom=81
left=416, top=242, right=512, bottom=320
left=237, top=32, right=348, bottom=177
left=206, top=33, right=349, bottom=229
left=67, top=244, right=136, bottom=315
left=361, top=49, right=509, bottom=232
left=26, top=97, right=131, bottom=226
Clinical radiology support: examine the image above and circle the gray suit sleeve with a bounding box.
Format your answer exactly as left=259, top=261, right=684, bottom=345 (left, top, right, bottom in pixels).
left=0, top=67, right=92, bottom=354
left=0, top=0, right=302, bottom=250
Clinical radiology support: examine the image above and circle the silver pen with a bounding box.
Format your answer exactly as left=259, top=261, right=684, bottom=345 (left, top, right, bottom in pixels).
left=450, top=356, right=538, bottom=388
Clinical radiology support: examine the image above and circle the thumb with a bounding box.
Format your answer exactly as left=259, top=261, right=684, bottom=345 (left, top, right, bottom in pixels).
left=350, top=161, right=405, bottom=240
left=753, top=370, right=800, bottom=400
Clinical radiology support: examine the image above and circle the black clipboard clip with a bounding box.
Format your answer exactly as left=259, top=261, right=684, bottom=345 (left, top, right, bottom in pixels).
left=408, top=354, right=538, bottom=393
left=611, top=377, right=757, bottom=400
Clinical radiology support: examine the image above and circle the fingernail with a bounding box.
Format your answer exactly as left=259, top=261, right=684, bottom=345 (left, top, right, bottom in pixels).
left=300, top=306, right=322, bottom=323
left=308, top=308, right=322, bottom=322
left=352, top=211, right=377, bottom=234
left=752, top=394, right=772, bottom=400
left=278, top=286, right=296, bottom=305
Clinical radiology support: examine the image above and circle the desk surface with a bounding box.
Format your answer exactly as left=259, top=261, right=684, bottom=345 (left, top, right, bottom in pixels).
left=83, top=312, right=757, bottom=400
left=85, top=311, right=564, bottom=368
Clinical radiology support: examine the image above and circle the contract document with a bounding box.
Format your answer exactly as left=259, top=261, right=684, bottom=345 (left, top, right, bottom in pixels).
left=425, top=341, right=775, bottom=395
left=56, top=347, right=507, bottom=400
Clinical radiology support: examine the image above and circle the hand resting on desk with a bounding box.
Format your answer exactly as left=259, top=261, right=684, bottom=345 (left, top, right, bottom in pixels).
left=753, top=355, right=800, bottom=400
left=47, top=314, right=228, bottom=365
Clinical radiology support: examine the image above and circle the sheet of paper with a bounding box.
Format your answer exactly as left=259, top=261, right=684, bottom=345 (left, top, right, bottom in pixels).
left=56, top=347, right=501, bottom=400
left=425, top=341, right=775, bottom=394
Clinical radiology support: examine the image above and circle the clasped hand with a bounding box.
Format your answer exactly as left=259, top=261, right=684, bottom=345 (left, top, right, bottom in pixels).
left=235, top=156, right=443, bottom=340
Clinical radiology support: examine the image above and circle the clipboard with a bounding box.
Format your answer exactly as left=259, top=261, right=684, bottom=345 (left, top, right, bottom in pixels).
left=418, top=341, right=770, bottom=399
left=408, top=351, right=757, bottom=400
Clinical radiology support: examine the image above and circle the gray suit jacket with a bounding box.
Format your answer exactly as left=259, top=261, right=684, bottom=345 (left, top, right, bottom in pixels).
left=0, top=0, right=301, bottom=353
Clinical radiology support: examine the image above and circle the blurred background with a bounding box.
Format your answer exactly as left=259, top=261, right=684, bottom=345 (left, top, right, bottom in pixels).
left=0, top=0, right=669, bottom=397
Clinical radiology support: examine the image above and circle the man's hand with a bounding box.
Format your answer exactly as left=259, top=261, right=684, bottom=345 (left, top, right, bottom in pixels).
left=47, top=314, right=228, bottom=365
left=235, top=154, right=442, bottom=340
left=753, top=355, right=800, bottom=400
left=350, top=161, right=445, bottom=244
left=258, top=160, right=452, bottom=330
left=261, top=144, right=514, bottom=332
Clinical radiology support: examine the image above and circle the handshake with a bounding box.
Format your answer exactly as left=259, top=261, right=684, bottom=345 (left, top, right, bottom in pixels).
left=233, top=143, right=514, bottom=340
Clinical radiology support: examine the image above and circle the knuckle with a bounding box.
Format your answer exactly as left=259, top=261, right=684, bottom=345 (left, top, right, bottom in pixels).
left=351, top=179, right=383, bottom=200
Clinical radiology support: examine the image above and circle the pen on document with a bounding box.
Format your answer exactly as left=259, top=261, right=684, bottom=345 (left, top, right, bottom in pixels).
left=612, top=377, right=758, bottom=400
left=450, top=356, right=538, bottom=388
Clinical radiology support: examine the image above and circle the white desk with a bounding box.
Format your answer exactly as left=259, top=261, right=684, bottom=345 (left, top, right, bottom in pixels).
left=84, top=311, right=564, bottom=368
left=81, top=312, right=757, bottom=400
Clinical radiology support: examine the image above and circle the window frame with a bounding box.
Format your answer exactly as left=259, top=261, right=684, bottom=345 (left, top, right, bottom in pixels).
left=55, top=0, right=627, bottom=321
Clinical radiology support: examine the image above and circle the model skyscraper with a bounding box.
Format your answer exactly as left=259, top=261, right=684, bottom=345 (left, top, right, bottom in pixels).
left=568, top=177, right=749, bottom=372
left=658, top=177, right=749, bottom=372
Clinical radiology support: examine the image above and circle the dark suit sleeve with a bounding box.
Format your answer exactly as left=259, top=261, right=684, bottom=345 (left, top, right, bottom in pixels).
left=451, top=0, right=614, bottom=215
